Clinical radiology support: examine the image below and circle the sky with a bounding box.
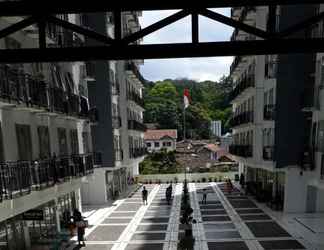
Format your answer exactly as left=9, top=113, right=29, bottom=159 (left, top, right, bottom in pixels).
left=138, top=9, right=234, bottom=82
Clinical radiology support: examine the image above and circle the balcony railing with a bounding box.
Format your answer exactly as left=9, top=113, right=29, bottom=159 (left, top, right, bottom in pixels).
left=111, top=82, right=120, bottom=95
left=125, top=62, right=146, bottom=85
left=230, top=7, right=256, bottom=42
left=230, top=56, right=242, bottom=75
left=229, top=145, right=253, bottom=158
left=0, top=65, right=92, bottom=120
left=229, top=73, right=255, bottom=101
left=127, top=91, right=144, bottom=107
left=128, top=120, right=147, bottom=132
left=115, top=149, right=124, bottom=162
left=129, top=147, right=146, bottom=158
left=263, top=146, right=274, bottom=161
left=264, top=104, right=275, bottom=120
left=229, top=111, right=254, bottom=127
left=0, top=154, right=94, bottom=201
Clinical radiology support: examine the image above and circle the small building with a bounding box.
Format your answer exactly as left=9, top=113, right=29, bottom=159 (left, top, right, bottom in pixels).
left=144, top=129, right=177, bottom=152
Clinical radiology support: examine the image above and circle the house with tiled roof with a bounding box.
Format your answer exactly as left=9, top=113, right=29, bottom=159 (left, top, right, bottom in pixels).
left=144, top=129, right=178, bottom=152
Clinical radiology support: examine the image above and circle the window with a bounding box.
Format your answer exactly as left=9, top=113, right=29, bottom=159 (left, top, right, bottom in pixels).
left=16, top=124, right=33, bottom=161
left=82, top=132, right=90, bottom=153
left=38, top=126, right=51, bottom=159
left=146, top=142, right=151, bottom=147
left=58, top=128, right=68, bottom=156
left=167, top=142, right=172, bottom=147
left=70, top=129, right=79, bottom=155
left=154, top=142, right=160, bottom=148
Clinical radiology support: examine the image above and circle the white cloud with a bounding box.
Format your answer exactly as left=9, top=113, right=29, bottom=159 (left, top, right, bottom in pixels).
left=138, top=9, right=234, bottom=82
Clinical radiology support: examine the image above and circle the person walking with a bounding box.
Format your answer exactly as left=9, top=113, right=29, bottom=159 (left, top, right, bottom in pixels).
left=226, top=179, right=233, bottom=194
left=73, top=209, right=86, bottom=246
left=202, top=189, right=207, bottom=204
left=166, top=185, right=172, bottom=205
left=142, top=186, right=148, bottom=205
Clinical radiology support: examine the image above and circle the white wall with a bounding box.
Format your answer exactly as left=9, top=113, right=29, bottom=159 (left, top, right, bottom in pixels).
left=81, top=168, right=107, bottom=205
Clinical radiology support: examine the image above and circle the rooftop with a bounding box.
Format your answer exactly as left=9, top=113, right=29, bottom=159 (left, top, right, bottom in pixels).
left=144, top=129, right=178, bottom=140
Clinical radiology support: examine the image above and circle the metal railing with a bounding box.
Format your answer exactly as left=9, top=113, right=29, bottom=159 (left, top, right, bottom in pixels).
left=0, top=154, right=94, bottom=201
left=128, top=120, right=147, bottom=132
left=229, top=111, right=254, bottom=127
left=127, top=90, right=144, bottom=107
left=125, top=61, right=146, bottom=85
left=129, top=147, right=146, bottom=158
left=229, top=145, right=253, bottom=158
left=264, top=104, right=275, bottom=120
left=0, top=65, right=91, bottom=119
left=229, top=73, right=255, bottom=101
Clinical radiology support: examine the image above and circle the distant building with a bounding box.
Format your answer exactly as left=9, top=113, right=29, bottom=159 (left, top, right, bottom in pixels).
left=211, top=120, right=222, bottom=137
left=145, top=129, right=177, bottom=152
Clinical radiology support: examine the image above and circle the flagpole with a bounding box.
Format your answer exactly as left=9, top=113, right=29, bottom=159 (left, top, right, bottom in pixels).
left=183, top=105, right=186, bottom=142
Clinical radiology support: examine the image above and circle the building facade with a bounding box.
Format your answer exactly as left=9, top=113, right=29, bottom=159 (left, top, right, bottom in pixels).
left=229, top=5, right=324, bottom=213
left=81, top=12, right=146, bottom=205
left=145, top=129, right=178, bottom=153
left=0, top=14, right=95, bottom=249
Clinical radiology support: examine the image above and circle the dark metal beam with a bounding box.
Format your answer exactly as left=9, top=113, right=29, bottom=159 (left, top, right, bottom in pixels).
left=199, top=9, right=270, bottom=39
left=192, top=13, right=199, bottom=44
left=38, top=17, right=46, bottom=49
left=268, top=5, right=277, bottom=34
left=114, top=11, right=122, bottom=40
left=0, top=38, right=323, bottom=63
left=0, top=0, right=323, bottom=16
left=122, top=10, right=190, bottom=44
left=0, top=16, right=37, bottom=39
left=48, top=16, right=114, bottom=45
left=278, top=11, right=324, bottom=37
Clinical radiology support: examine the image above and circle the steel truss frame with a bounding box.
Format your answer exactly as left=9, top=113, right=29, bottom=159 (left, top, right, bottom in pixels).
left=0, top=1, right=323, bottom=62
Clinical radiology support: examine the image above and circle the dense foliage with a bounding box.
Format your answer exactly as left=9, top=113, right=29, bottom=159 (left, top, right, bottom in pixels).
left=139, top=150, right=180, bottom=174
left=143, top=76, right=233, bottom=140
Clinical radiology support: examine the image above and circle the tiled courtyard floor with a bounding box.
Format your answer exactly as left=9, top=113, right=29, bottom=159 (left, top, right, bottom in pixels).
left=70, top=183, right=319, bottom=250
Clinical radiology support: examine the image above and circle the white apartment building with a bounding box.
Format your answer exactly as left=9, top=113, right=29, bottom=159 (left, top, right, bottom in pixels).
left=0, top=14, right=95, bottom=249
left=81, top=12, right=146, bottom=205
left=210, top=120, right=222, bottom=137
left=230, top=5, right=324, bottom=213
left=145, top=129, right=178, bottom=153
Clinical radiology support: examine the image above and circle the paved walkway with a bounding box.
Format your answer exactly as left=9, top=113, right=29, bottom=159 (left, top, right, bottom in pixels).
left=68, top=183, right=319, bottom=250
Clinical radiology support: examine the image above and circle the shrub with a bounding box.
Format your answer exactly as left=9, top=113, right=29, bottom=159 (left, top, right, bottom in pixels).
left=209, top=177, right=213, bottom=182
left=202, top=177, right=206, bottom=182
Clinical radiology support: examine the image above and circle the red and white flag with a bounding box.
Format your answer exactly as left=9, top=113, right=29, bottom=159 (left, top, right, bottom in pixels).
left=183, top=88, right=190, bottom=109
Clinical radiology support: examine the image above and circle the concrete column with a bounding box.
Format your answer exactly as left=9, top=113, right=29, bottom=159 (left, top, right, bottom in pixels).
left=54, top=198, right=61, bottom=233
left=23, top=223, right=31, bottom=250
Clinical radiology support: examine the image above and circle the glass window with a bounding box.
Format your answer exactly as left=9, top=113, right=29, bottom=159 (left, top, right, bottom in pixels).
left=70, top=129, right=79, bottom=155
left=38, top=126, right=51, bottom=159
left=146, top=142, right=151, bottom=147
left=16, top=124, right=33, bottom=161
left=167, top=142, right=172, bottom=147
left=154, top=142, right=160, bottom=147
left=58, top=128, right=68, bottom=156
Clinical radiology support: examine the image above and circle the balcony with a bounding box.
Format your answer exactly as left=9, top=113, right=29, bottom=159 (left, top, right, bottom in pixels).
left=229, top=111, right=254, bottom=127
left=130, top=147, right=146, bottom=158
left=115, top=149, right=124, bottom=162
left=229, top=145, right=253, bottom=158
left=0, top=65, right=93, bottom=120
left=128, top=120, right=147, bottom=132
left=127, top=91, right=144, bottom=107
left=264, top=104, right=275, bottom=120
left=0, top=154, right=94, bottom=201
left=112, top=116, right=122, bottom=129
left=263, top=146, right=274, bottom=161
left=125, top=61, right=146, bottom=85
left=229, top=73, right=255, bottom=102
